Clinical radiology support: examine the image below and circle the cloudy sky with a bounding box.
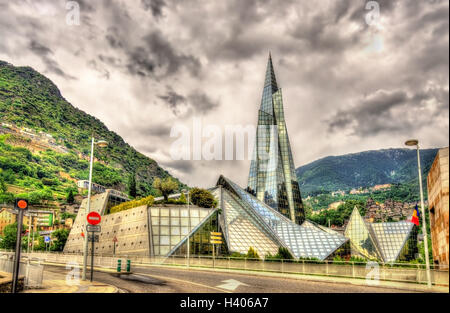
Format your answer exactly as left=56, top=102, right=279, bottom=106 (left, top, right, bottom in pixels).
left=0, top=0, right=448, bottom=188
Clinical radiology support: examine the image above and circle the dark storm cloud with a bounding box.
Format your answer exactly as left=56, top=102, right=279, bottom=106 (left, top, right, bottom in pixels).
left=29, top=40, right=75, bottom=79
left=1, top=0, right=447, bottom=188
left=158, top=89, right=186, bottom=114
left=121, top=31, right=200, bottom=78
left=160, top=159, right=194, bottom=174
left=158, top=88, right=219, bottom=115
left=87, top=59, right=110, bottom=79
left=187, top=91, right=219, bottom=114
left=326, top=88, right=447, bottom=136
left=141, top=0, right=166, bottom=18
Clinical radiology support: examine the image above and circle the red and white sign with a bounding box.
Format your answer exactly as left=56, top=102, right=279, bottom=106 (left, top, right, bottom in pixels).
left=86, top=211, right=101, bottom=225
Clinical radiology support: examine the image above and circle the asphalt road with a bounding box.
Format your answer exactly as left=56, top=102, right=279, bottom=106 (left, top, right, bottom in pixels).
left=44, top=264, right=418, bottom=293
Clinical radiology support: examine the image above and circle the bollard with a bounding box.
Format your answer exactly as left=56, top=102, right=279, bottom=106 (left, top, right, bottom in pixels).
left=117, top=259, right=121, bottom=272
left=126, top=259, right=131, bottom=272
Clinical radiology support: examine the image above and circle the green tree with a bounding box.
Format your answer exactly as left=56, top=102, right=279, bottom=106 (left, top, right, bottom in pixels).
left=246, top=247, right=260, bottom=259
left=276, top=247, right=294, bottom=260
left=152, top=177, right=178, bottom=201
left=67, top=189, right=75, bottom=204
left=50, top=228, right=70, bottom=251
left=0, top=222, right=24, bottom=250
left=178, top=192, right=187, bottom=204
left=128, top=172, right=137, bottom=198
left=189, top=188, right=217, bottom=208
left=0, top=175, right=6, bottom=193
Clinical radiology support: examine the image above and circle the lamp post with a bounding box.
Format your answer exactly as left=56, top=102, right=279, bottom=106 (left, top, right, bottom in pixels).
left=182, top=188, right=190, bottom=267
left=82, top=137, right=108, bottom=281
left=405, top=139, right=432, bottom=288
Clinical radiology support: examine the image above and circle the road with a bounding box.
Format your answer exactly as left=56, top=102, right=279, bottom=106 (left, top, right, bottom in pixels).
left=43, top=264, right=418, bottom=293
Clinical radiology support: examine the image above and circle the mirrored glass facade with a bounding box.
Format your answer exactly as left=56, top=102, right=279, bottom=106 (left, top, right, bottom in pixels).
left=150, top=205, right=214, bottom=256
left=344, top=207, right=416, bottom=263
left=248, top=54, right=305, bottom=224
left=217, top=175, right=348, bottom=260
left=369, top=221, right=414, bottom=263
left=169, top=210, right=229, bottom=256
left=344, top=207, right=380, bottom=260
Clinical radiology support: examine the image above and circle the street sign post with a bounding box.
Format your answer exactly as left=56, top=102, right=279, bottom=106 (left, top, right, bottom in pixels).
left=12, top=199, right=28, bottom=293
left=113, top=236, right=118, bottom=255
left=210, top=232, right=222, bottom=268
left=86, top=211, right=101, bottom=282
left=86, top=211, right=101, bottom=225
left=86, top=225, right=101, bottom=232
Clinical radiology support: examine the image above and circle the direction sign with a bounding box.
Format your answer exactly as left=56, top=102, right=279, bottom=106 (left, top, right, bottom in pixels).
left=87, top=211, right=101, bottom=225
left=88, top=234, right=99, bottom=242
left=210, top=240, right=222, bottom=244
left=210, top=232, right=221, bottom=236
left=86, top=225, right=101, bottom=232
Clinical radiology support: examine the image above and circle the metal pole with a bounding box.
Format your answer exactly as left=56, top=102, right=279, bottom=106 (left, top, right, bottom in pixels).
left=27, top=215, right=31, bottom=254
left=187, top=190, right=190, bottom=268
left=83, top=137, right=95, bottom=281
left=12, top=209, right=24, bottom=293
left=416, top=144, right=432, bottom=287
left=90, top=232, right=95, bottom=282
left=31, top=219, right=35, bottom=253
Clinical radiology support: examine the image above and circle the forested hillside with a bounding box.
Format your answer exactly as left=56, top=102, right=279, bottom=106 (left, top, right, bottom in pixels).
left=0, top=60, right=184, bottom=204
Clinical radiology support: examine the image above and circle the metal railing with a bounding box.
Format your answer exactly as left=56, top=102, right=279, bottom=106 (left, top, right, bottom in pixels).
left=2, top=250, right=447, bottom=287
left=0, top=253, right=44, bottom=289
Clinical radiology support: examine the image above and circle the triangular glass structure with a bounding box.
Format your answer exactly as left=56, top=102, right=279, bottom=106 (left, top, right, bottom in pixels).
left=219, top=175, right=348, bottom=260
left=248, top=54, right=305, bottom=224
left=344, top=207, right=380, bottom=260
left=369, top=221, right=414, bottom=263
left=167, top=209, right=229, bottom=257
left=149, top=205, right=215, bottom=256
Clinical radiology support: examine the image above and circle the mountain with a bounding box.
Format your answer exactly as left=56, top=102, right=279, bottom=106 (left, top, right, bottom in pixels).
left=0, top=60, right=184, bottom=200
left=296, top=148, right=440, bottom=196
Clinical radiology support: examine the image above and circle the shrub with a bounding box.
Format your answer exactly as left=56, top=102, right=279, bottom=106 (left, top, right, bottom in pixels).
left=189, top=188, right=217, bottom=208
left=109, top=195, right=154, bottom=214
left=246, top=247, right=260, bottom=260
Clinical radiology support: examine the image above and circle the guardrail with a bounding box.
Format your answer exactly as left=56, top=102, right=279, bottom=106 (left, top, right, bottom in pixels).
left=1, top=250, right=448, bottom=287
left=0, top=253, right=44, bottom=289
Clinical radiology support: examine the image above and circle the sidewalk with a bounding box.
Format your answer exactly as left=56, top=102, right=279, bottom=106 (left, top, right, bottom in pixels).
left=22, top=269, right=118, bottom=293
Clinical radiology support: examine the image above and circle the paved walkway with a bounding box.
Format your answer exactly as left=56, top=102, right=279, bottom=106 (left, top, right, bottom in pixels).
left=23, top=269, right=118, bottom=293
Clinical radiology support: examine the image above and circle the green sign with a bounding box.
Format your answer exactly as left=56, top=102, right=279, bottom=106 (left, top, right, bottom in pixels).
left=37, top=213, right=53, bottom=226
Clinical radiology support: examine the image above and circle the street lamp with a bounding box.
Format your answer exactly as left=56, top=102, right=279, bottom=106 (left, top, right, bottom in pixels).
left=405, top=139, right=432, bottom=288
left=182, top=188, right=190, bottom=267
left=82, top=137, right=108, bottom=281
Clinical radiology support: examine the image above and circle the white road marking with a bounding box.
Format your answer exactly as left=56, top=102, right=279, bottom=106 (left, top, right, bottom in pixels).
left=216, top=279, right=249, bottom=291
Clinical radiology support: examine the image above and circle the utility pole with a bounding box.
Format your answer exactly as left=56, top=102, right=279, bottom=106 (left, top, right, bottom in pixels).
left=12, top=199, right=28, bottom=293
left=187, top=188, right=190, bottom=268
left=405, top=139, right=432, bottom=288
left=82, top=137, right=95, bottom=281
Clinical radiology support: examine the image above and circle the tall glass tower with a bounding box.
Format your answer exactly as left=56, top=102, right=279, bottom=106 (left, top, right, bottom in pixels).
left=247, top=53, right=305, bottom=225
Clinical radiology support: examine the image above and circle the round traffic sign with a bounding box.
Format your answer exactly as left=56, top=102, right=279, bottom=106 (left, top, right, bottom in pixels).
left=87, top=211, right=101, bottom=225
left=17, top=199, right=28, bottom=209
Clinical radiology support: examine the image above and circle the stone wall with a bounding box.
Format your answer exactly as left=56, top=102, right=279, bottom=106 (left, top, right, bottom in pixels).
left=427, top=147, right=449, bottom=266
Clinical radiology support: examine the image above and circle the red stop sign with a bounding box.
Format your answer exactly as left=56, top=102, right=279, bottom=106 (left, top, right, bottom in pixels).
left=87, top=211, right=101, bottom=225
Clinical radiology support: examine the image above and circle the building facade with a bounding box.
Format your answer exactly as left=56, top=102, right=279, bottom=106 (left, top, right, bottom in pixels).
left=247, top=54, right=305, bottom=224
left=427, top=147, right=449, bottom=267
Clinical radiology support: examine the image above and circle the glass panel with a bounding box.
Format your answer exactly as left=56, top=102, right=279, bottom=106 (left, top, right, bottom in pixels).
left=160, top=236, right=170, bottom=245
left=160, top=226, right=169, bottom=235
left=151, top=208, right=159, bottom=216
left=160, top=209, right=170, bottom=217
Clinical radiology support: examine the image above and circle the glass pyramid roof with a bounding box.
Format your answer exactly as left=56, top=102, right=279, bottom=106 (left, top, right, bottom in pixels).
left=344, top=207, right=380, bottom=260
left=217, top=176, right=348, bottom=260
left=211, top=187, right=281, bottom=257
left=369, top=221, right=414, bottom=263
